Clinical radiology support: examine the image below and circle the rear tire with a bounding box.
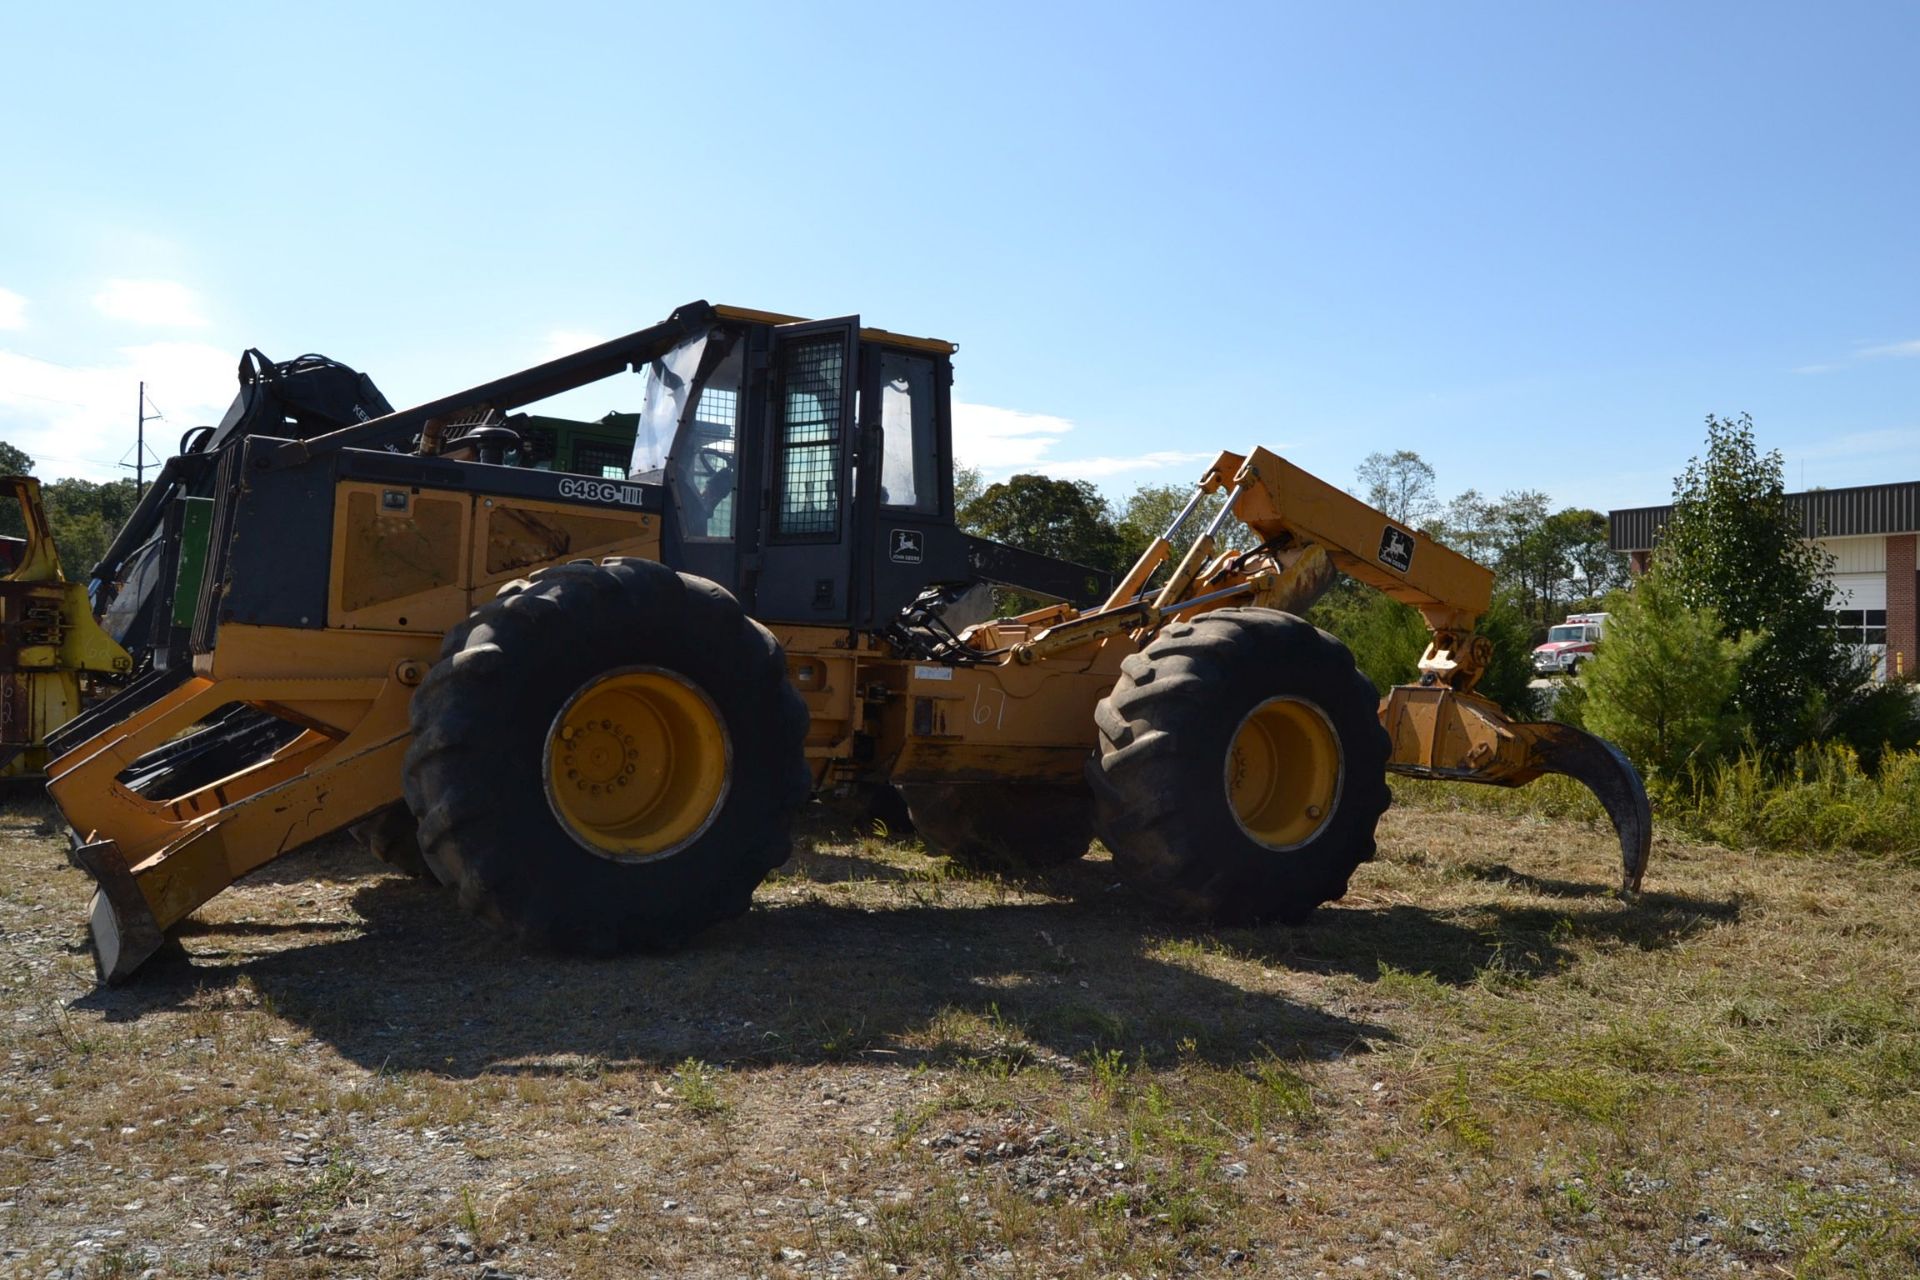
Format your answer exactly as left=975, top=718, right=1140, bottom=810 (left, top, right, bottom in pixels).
left=898, top=782, right=1092, bottom=873
left=347, top=802, right=435, bottom=880
left=1087, top=608, right=1390, bottom=923
left=402, top=559, right=811, bottom=953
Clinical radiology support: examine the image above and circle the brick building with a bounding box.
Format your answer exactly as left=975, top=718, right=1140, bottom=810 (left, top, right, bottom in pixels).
left=1609, top=481, right=1919, bottom=681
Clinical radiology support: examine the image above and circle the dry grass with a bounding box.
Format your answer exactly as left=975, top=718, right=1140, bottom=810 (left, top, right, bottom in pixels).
left=2, top=788, right=1917, bottom=1278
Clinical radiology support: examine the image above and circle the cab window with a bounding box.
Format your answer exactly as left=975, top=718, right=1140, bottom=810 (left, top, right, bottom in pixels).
left=670, top=338, right=745, bottom=541
left=878, top=350, right=937, bottom=514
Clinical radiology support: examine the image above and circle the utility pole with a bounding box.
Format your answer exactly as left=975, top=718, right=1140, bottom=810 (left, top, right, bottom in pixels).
left=124, top=383, right=158, bottom=496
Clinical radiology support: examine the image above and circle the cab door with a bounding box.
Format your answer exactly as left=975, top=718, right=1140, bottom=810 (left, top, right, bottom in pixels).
left=750, top=316, right=859, bottom=624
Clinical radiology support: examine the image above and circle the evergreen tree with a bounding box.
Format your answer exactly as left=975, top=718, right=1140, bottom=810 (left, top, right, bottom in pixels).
left=1657, top=413, right=1845, bottom=753
left=1582, top=569, right=1758, bottom=779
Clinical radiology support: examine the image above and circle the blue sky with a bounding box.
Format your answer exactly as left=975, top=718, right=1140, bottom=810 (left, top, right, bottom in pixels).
left=2, top=3, right=1915, bottom=514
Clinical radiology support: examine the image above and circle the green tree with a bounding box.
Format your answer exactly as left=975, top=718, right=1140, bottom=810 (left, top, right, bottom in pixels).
left=1304, top=582, right=1537, bottom=718
left=1356, top=449, right=1439, bottom=526
left=1582, top=570, right=1758, bottom=779
left=959, top=473, right=1128, bottom=572
left=1114, top=481, right=1256, bottom=564
left=1428, top=488, right=1629, bottom=633
left=40, top=477, right=140, bottom=578
left=1557, top=507, right=1631, bottom=606
left=1431, top=488, right=1500, bottom=564
left=952, top=461, right=984, bottom=513
left=1657, top=413, right=1845, bottom=753
left=1306, top=582, right=1428, bottom=694
left=0, top=440, right=29, bottom=540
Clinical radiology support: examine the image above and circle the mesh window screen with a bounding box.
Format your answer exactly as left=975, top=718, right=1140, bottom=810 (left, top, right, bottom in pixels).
left=573, top=440, right=630, bottom=478
left=777, top=337, right=845, bottom=537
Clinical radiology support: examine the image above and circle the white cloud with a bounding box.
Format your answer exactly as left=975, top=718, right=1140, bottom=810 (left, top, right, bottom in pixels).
left=0, top=287, right=25, bottom=331
left=92, top=278, right=209, bottom=328
left=0, top=341, right=237, bottom=479
left=1795, top=337, right=1920, bottom=374
left=1859, top=338, right=1920, bottom=360
left=1782, top=427, right=1920, bottom=463
left=951, top=401, right=1075, bottom=472
left=1041, top=450, right=1217, bottom=481
left=952, top=399, right=1216, bottom=486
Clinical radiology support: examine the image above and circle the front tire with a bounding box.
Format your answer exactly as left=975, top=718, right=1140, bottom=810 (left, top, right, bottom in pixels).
left=1087, top=608, right=1390, bottom=923
left=401, top=559, right=811, bottom=953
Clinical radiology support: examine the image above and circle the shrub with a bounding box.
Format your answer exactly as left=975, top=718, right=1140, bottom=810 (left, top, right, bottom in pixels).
left=1688, top=744, right=1920, bottom=857
left=1581, top=569, right=1757, bottom=780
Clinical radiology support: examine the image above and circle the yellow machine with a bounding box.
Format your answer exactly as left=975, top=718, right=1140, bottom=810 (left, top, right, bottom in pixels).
left=0, top=477, right=133, bottom=781
left=46, top=302, right=1650, bottom=981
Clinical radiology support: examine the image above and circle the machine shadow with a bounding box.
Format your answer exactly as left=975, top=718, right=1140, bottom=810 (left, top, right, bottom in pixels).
left=1212, top=885, right=1740, bottom=987
left=75, top=875, right=1394, bottom=1077
left=70, top=839, right=1736, bottom=1079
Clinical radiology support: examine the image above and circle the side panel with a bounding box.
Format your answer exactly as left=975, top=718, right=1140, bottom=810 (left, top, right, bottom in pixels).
left=472, top=495, right=660, bottom=592
left=327, top=484, right=475, bottom=633
left=326, top=484, right=663, bottom=632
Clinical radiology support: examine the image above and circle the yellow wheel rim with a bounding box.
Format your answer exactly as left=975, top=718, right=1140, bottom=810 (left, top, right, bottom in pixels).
left=1225, top=696, right=1342, bottom=851
left=543, top=666, right=730, bottom=861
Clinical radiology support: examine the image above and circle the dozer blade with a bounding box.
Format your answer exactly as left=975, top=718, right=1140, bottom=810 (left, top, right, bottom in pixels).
left=1381, top=685, right=1652, bottom=895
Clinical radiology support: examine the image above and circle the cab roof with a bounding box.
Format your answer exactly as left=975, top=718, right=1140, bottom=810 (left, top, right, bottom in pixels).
left=712, top=304, right=957, bottom=356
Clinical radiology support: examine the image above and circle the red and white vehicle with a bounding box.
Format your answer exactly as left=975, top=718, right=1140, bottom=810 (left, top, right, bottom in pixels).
left=1533, top=612, right=1607, bottom=676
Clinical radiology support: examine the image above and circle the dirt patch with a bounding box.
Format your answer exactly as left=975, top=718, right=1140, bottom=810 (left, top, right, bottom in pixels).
left=2, top=797, right=1916, bottom=1277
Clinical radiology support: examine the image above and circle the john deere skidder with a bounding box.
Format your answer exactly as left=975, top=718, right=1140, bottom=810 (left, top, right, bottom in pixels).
left=46, top=301, right=1651, bottom=981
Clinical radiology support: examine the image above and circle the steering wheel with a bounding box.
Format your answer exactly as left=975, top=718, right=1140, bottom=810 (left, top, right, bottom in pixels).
left=689, top=446, right=736, bottom=521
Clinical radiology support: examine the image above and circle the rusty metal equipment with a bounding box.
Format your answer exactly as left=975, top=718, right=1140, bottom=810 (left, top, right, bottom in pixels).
left=0, top=477, right=133, bottom=780
left=46, top=301, right=1652, bottom=982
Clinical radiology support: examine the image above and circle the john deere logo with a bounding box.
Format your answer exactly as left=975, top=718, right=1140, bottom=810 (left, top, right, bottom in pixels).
left=1378, top=525, right=1414, bottom=573
left=890, top=529, right=924, bottom=564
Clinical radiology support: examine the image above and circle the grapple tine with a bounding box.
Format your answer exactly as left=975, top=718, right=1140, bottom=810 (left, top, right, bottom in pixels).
left=1510, top=721, right=1653, bottom=895
left=1381, top=685, right=1653, bottom=895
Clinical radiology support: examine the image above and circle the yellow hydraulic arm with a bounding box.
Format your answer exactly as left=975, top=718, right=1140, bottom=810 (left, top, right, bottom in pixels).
left=1009, top=448, right=1651, bottom=894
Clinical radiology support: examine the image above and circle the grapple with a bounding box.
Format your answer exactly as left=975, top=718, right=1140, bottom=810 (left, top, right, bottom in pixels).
left=1378, top=685, right=1652, bottom=893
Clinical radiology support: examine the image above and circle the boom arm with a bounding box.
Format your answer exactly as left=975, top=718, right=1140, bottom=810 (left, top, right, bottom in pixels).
left=1006, top=447, right=1652, bottom=895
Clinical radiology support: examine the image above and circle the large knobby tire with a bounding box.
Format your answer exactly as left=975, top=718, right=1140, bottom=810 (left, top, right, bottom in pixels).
left=347, top=803, right=436, bottom=880
left=401, top=558, right=811, bottom=953
left=1087, top=607, right=1390, bottom=924
left=898, top=782, right=1092, bottom=873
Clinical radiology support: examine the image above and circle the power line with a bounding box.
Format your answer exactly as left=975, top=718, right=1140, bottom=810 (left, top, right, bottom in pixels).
left=116, top=382, right=164, bottom=494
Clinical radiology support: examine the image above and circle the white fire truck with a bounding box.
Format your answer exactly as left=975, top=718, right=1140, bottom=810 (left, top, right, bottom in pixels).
left=1533, top=612, right=1608, bottom=676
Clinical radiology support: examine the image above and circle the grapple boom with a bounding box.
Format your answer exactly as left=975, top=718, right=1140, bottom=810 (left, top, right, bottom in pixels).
left=1076, top=447, right=1656, bottom=893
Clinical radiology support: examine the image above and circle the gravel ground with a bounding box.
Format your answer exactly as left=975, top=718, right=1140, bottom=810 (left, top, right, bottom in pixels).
left=2, top=793, right=1916, bottom=1278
